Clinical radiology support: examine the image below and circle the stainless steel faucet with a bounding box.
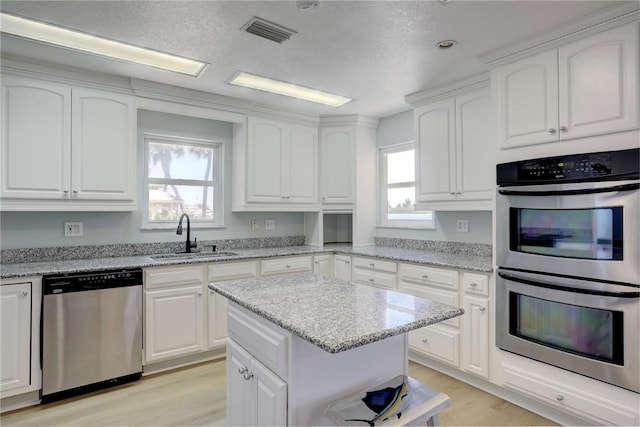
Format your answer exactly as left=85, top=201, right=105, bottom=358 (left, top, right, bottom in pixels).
left=176, top=213, right=197, bottom=253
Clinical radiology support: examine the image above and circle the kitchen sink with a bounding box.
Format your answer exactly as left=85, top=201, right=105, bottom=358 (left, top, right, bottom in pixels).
left=150, top=251, right=238, bottom=260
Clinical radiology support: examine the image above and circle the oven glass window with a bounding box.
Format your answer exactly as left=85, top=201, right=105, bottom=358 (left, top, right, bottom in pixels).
left=510, top=207, right=623, bottom=260
left=511, top=293, right=623, bottom=364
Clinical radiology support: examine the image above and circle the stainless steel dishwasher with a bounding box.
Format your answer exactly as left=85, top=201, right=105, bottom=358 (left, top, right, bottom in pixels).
left=42, top=268, right=143, bottom=402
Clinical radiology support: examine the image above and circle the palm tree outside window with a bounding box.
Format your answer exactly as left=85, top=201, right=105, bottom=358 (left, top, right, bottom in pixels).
left=143, top=133, right=224, bottom=229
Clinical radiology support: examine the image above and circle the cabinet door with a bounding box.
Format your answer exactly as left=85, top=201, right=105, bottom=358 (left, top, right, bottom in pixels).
left=227, top=339, right=254, bottom=427
left=144, top=285, right=204, bottom=363
left=1, top=76, right=71, bottom=199
left=253, top=357, right=287, bottom=427
left=319, top=127, right=354, bottom=203
left=246, top=117, right=285, bottom=202
left=72, top=88, right=135, bottom=201
left=313, top=254, right=333, bottom=275
left=0, top=283, right=32, bottom=393
left=455, top=88, right=493, bottom=201
left=207, top=290, right=229, bottom=349
left=334, top=255, right=352, bottom=282
left=462, top=295, right=489, bottom=379
left=496, top=49, right=559, bottom=149
left=286, top=124, right=317, bottom=203
left=415, top=99, right=456, bottom=202
left=559, top=22, right=639, bottom=140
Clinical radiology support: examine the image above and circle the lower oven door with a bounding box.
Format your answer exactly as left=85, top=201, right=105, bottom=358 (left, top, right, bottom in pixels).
left=496, top=268, right=640, bottom=393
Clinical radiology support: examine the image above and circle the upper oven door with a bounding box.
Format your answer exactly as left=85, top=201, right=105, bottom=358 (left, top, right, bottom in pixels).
left=496, top=180, right=639, bottom=285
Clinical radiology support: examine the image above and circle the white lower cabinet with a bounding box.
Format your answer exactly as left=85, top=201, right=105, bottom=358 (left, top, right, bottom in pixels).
left=399, top=264, right=490, bottom=376
left=144, top=265, right=206, bottom=363
left=260, top=255, right=312, bottom=276
left=333, top=254, right=352, bottom=282
left=312, top=254, right=333, bottom=275
left=207, top=261, right=258, bottom=350
left=0, top=277, right=42, bottom=409
left=502, top=361, right=639, bottom=426
left=351, top=256, right=397, bottom=289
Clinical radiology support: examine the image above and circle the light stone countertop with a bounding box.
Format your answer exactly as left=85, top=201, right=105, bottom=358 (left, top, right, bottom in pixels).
left=209, top=272, right=465, bottom=353
left=0, top=244, right=492, bottom=279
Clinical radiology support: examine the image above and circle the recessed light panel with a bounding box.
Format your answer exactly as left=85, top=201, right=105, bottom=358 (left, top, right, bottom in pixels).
left=0, top=13, right=208, bottom=76
left=228, top=71, right=352, bottom=107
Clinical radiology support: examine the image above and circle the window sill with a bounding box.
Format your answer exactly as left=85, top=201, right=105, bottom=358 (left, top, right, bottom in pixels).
left=376, top=224, right=435, bottom=230
left=141, top=223, right=225, bottom=231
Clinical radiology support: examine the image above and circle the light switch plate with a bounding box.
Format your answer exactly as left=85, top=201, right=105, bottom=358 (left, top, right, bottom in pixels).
left=251, top=219, right=259, bottom=231
left=456, top=220, right=469, bottom=233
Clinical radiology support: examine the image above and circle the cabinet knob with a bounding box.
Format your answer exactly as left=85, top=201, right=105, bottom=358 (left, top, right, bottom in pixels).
left=470, top=282, right=477, bottom=287
left=422, top=338, right=429, bottom=343
left=559, top=126, right=568, bottom=132
left=72, top=190, right=78, bottom=194
left=22, top=290, right=29, bottom=297
left=556, top=394, right=564, bottom=402
left=548, top=128, right=557, bottom=134
left=369, top=278, right=375, bottom=283
left=286, top=264, right=291, bottom=268
left=479, top=307, right=486, bottom=312
left=238, top=366, right=248, bottom=375
left=421, top=275, right=428, bottom=279
left=197, top=291, right=203, bottom=297
left=369, top=263, right=375, bottom=267
left=243, top=371, right=254, bottom=381
left=450, top=192, right=456, bottom=195
left=63, top=190, right=70, bottom=194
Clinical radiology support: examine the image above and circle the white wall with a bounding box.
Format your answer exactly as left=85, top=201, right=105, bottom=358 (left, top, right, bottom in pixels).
left=376, top=110, right=492, bottom=244
left=0, top=111, right=304, bottom=249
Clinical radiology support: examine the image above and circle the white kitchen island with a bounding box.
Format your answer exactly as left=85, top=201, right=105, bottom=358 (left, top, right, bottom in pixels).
left=209, top=272, right=464, bottom=426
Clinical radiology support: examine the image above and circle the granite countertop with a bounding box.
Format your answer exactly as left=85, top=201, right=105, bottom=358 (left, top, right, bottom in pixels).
left=0, top=244, right=492, bottom=279
left=209, top=272, right=465, bottom=353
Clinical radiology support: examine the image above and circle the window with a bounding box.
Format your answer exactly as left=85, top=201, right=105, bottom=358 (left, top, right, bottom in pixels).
left=379, top=142, right=434, bottom=228
left=142, top=133, right=223, bottom=229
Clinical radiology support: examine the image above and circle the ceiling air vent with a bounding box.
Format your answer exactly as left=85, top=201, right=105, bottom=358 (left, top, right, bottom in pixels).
left=241, top=16, right=297, bottom=44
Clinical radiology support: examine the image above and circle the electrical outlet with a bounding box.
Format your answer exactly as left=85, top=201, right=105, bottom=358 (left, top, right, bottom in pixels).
left=64, top=221, right=83, bottom=237
left=456, top=220, right=469, bottom=233
left=265, top=219, right=275, bottom=230
left=251, top=219, right=259, bottom=231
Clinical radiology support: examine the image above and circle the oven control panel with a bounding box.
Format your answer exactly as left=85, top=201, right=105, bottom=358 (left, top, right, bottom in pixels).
left=497, top=148, right=639, bottom=185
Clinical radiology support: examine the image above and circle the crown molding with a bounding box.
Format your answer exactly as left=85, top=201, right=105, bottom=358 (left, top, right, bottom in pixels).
left=318, top=114, right=379, bottom=128
left=478, top=3, right=639, bottom=67
left=404, top=72, right=489, bottom=108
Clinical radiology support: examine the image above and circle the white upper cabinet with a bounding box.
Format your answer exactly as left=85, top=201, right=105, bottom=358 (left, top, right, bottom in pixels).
left=319, top=126, right=354, bottom=204
left=245, top=116, right=318, bottom=206
left=497, top=22, right=639, bottom=149
left=1, top=75, right=136, bottom=210
left=412, top=82, right=493, bottom=210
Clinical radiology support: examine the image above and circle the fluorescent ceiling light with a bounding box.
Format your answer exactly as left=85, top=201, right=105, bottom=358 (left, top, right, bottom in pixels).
left=228, top=71, right=352, bottom=107
left=0, top=13, right=208, bottom=77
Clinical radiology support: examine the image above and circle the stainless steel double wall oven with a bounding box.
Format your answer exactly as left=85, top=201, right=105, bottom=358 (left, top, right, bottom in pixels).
left=496, top=148, right=639, bottom=393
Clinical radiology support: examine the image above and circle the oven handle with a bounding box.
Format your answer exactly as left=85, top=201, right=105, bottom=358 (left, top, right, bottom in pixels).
left=497, top=271, right=640, bottom=298
left=498, top=182, right=639, bottom=196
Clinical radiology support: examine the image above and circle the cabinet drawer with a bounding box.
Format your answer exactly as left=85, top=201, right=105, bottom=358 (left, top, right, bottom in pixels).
left=502, top=363, right=638, bottom=426
left=227, top=304, right=290, bottom=379
left=399, top=281, right=459, bottom=327
left=145, top=265, right=204, bottom=289
left=208, top=261, right=258, bottom=282
left=399, top=263, right=458, bottom=290
left=352, top=269, right=396, bottom=290
left=260, top=256, right=312, bottom=276
left=409, top=325, right=459, bottom=367
left=352, top=257, right=397, bottom=273
left=462, top=272, right=488, bottom=296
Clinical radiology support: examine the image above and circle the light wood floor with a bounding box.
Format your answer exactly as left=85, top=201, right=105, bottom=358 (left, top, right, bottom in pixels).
left=1, top=359, right=557, bottom=426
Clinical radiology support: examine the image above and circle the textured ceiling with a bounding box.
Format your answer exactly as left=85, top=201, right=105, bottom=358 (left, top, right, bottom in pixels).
left=0, top=1, right=629, bottom=118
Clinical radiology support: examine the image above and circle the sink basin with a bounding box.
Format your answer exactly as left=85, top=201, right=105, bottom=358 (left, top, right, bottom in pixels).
left=150, top=251, right=238, bottom=260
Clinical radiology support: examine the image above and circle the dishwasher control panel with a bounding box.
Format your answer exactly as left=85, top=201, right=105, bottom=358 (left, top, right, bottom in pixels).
left=43, top=269, right=143, bottom=294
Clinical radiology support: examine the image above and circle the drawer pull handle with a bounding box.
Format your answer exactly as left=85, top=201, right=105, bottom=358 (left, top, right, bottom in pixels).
left=556, top=395, right=564, bottom=402
left=421, top=275, right=428, bottom=279
left=559, top=126, right=568, bottom=132
left=238, top=366, right=248, bottom=375
left=548, top=128, right=556, bottom=134
left=422, top=338, right=429, bottom=343
left=286, top=264, right=291, bottom=268
left=479, top=307, right=486, bottom=312
left=244, top=371, right=254, bottom=381
left=369, top=263, right=375, bottom=267
left=470, top=282, right=477, bottom=287
left=369, top=278, right=375, bottom=283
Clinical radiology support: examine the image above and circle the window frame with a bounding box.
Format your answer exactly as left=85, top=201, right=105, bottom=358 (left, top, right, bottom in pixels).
left=378, top=142, right=434, bottom=229
left=141, top=132, right=224, bottom=230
